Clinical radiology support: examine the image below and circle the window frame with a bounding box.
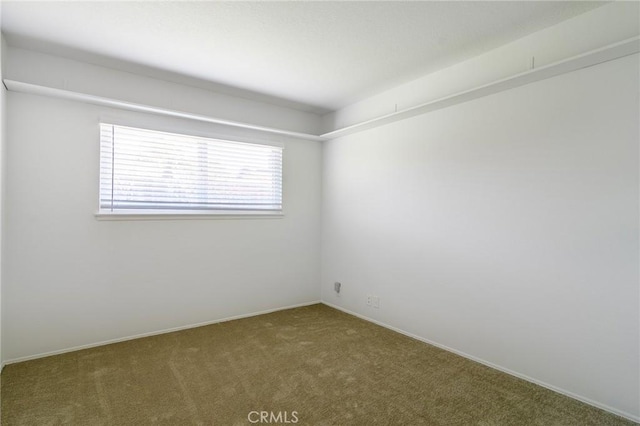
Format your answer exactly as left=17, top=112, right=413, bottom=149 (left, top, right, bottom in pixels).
left=95, top=123, right=285, bottom=220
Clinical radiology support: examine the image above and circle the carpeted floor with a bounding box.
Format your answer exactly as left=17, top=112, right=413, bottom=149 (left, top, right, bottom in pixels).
left=1, top=304, right=636, bottom=425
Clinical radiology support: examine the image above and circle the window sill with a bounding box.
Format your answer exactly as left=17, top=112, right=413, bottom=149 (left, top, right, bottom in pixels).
left=95, top=211, right=284, bottom=221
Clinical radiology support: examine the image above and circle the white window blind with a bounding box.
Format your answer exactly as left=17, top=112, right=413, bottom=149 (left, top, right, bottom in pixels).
left=99, top=124, right=283, bottom=214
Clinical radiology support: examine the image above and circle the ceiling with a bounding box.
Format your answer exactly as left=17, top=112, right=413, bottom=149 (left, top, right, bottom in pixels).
left=1, top=1, right=605, bottom=114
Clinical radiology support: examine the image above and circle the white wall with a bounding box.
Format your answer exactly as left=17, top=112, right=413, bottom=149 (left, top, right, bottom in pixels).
left=322, top=1, right=639, bottom=133
left=3, top=92, right=322, bottom=361
left=321, top=54, right=639, bottom=420
left=0, top=20, right=6, bottom=367
left=5, top=46, right=322, bottom=137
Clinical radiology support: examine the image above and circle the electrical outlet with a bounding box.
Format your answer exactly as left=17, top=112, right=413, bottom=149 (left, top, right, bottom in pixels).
left=366, top=295, right=372, bottom=306
left=334, top=282, right=341, bottom=294
left=372, top=296, right=380, bottom=309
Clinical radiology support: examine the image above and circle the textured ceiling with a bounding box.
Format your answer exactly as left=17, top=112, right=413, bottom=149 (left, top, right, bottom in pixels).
left=1, top=1, right=605, bottom=113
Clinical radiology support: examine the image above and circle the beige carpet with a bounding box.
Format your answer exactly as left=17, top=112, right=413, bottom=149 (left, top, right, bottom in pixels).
left=1, top=304, right=636, bottom=425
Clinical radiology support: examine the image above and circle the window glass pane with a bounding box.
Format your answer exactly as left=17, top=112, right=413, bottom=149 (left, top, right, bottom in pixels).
left=99, top=124, right=283, bottom=213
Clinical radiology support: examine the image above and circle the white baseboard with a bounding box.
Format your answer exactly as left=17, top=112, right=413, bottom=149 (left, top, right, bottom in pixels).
left=1, top=300, right=321, bottom=368
left=321, top=301, right=640, bottom=424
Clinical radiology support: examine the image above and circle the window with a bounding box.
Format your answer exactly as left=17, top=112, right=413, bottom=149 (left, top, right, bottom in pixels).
left=99, top=124, right=283, bottom=215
